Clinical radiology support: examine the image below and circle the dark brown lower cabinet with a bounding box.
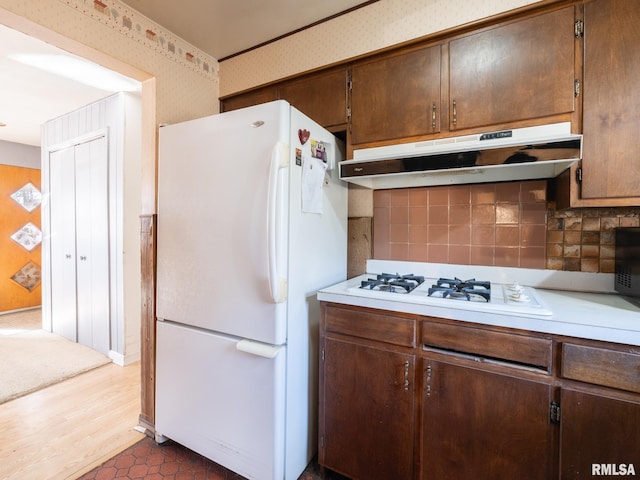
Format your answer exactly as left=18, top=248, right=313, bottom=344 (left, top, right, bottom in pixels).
left=560, top=388, right=640, bottom=479
left=319, top=303, right=640, bottom=480
left=320, top=337, right=416, bottom=480
left=421, top=358, right=554, bottom=479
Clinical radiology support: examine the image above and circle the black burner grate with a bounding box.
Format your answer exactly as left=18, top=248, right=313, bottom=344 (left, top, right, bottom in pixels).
left=360, top=273, right=425, bottom=293
left=428, top=277, right=491, bottom=302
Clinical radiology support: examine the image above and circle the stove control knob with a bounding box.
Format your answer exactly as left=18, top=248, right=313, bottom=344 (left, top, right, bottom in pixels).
left=507, top=281, right=525, bottom=293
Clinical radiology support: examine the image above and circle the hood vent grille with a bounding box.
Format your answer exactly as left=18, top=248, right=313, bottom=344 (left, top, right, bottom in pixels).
left=340, top=123, right=582, bottom=189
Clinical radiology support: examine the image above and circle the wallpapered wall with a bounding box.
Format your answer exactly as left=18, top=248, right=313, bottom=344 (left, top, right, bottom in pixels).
left=219, top=0, right=541, bottom=96
left=0, top=0, right=220, bottom=126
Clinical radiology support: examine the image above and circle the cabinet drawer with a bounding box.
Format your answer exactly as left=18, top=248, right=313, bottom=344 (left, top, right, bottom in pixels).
left=422, top=321, right=553, bottom=371
left=562, top=343, right=640, bottom=394
left=324, top=306, right=417, bottom=347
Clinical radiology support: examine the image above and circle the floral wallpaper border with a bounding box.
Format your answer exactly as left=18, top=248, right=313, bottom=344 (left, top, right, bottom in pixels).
left=60, top=0, right=218, bottom=80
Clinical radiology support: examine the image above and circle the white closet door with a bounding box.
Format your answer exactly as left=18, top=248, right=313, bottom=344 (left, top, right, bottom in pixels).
left=49, top=147, right=78, bottom=342
left=75, top=136, right=110, bottom=355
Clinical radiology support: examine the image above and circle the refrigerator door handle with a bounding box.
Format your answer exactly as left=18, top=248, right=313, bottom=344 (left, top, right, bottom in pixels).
left=236, top=339, right=284, bottom=359
left=268, top=141, right=289, bottom=304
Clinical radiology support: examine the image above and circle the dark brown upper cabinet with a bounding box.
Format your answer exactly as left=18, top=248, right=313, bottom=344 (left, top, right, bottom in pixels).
left=571, top=0, right=640, bottom=206
left=220, top=85, right=278, bottom=113
left=278, top=67, right=348, bottom=129
left=220, top=68, right=348, bottom=130
left=448, top=6, right=576, bottom=131
left=350, top=44, right=442, bottom=145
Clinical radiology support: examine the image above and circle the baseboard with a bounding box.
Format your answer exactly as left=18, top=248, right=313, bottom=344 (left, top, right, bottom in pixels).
left=108, top=350, right=141, bottom=366
left=0, top=305, right=42, bottom=315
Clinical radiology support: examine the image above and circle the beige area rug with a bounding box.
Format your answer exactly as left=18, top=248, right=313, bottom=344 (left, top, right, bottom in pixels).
left=0, top=308, right=111, bottom=404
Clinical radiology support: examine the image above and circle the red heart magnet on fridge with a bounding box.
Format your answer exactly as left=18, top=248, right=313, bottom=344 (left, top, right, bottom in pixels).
left=298, top=129, right=310, bottom=145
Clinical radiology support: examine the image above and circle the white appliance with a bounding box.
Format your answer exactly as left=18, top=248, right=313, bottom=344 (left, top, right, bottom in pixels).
left=155, top=100, right=348, bottom=480
left=339, top=122, right=582, bottom=189
left=345, top=273, right=552, bottom=317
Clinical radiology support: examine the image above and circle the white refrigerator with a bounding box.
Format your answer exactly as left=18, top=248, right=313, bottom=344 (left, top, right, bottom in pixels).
left=155, top=100, right=348, bottom=480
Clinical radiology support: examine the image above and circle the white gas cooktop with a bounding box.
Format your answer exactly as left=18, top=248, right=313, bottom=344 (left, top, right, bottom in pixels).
left=347, top=273, right=553, bottom=317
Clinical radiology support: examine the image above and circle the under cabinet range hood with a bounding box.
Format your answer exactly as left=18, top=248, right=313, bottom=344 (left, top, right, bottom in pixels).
left=340, top=122, right=582, bottom=189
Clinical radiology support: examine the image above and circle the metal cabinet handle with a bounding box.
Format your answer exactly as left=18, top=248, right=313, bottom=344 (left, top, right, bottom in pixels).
left=432, top=102, right=437, bottom=130
left=80, top=255, right=87, bottom=261
left=452, top=99, right=457, bottom=127
left=404, top=361, right=410, bottom=391
left=65, top=254, right=71, bottom=259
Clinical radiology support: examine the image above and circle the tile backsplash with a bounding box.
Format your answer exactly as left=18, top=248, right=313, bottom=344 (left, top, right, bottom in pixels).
left=547, top=207, right=639, bottom=273
left=372, top=181, right=640, bottom=273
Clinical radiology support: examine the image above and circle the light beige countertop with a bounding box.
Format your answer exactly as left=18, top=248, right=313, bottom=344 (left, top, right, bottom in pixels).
left=318, top=260, right=640, bottom=346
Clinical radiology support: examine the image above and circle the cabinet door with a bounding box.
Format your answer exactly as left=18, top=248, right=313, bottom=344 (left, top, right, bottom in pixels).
left=422, top=359, right=554, bottom=479
left=449, top=6, right=575, bottom=131
left=49, top=146, right=78, bottom=342
left=351, top=45, right=441, bottom=145
left=220, top=86, right=278, bottom=112
left=279, top=68, right=348, bottom=128
left=75, top=136, right=110, bottom=355
left=560, top=388, right=640, bottom=479
left=320, top=337, right=415, bottom=480
left=581, top=0, right=640, bottom=200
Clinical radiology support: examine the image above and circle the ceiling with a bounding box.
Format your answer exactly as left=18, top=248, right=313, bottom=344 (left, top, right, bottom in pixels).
left=119, top=0, right=371, bottom=59
left=0, top=1, right=371, bottom=147
left=0, top=24, right=140, bottom=147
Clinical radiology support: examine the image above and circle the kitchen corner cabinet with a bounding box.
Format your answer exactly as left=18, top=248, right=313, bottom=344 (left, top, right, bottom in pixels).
left=278, top=67, right=348, bottom=129
left=560, top=389, right=640, bottom=479
left=350, top=44, right=441, bottom=145
left=448, top=6, right=576, bottom=132
left=559, top=342, right=640, bottom=478
left=319, top=304, right=417, bottom=480
left=220, top=85, right=278, bottom=113
left=220, top=67, right=348, bottom=129
left=557, top=0, right=640, bottom=208
left=319, top=302, right=640, bottom=479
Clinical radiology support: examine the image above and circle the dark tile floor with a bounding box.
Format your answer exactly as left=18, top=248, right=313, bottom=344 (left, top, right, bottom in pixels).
left=78, top=436, right=349, bottom=480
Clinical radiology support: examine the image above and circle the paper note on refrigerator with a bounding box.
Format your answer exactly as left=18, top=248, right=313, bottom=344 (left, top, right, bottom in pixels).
left=301, top=155, right=327, bottom=214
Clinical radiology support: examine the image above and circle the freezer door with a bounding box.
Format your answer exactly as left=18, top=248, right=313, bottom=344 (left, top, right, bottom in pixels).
left=157, top=101, right=290, bottom=345
left=156, top=321, right=286, bottom=480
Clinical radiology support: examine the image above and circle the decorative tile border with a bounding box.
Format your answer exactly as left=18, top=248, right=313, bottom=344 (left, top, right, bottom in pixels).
left=10, top=260, right=41, bottom=292
left=59, top=0, right=218, bottom=80
left=10, top=222, right=42, bottom=252
left=10, top=182, right=42, bottom=212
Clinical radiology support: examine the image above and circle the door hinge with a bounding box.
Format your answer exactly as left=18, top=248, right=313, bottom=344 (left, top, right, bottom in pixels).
left=576, top=166, right=583, bottom=183
left=574, top=19, right=584, bottom=38
left=574, top=79, right=581, bottom=97
left=550, top=401, right=561, bottom=424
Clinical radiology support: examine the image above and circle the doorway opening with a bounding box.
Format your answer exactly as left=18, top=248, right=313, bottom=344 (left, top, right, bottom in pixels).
left=0, top=9, right=155, bottom=403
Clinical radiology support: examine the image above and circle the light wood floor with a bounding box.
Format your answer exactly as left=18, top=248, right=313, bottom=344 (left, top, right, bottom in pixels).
left=0, top=361, right=145, bottom=480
